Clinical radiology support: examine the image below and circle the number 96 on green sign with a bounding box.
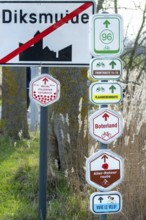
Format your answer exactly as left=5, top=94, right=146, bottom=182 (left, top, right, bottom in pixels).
left=89, top=14, right=123, bottom=57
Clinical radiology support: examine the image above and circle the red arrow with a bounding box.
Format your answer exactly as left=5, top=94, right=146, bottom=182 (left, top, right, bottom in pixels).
left=102, top=113, right=109, bottom=121
left=42, top=78, right=49, bottom=85
left=101, top=155, right=108, bottom=163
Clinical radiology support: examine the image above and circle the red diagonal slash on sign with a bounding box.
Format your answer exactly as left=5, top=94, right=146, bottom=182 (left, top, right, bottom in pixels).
left=0, top=2, right=93, bottom=64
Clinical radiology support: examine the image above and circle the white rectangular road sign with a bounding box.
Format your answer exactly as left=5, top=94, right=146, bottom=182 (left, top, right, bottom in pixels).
left=0, top=0, right=95, bottom=66
left=89, top=14, right=123, bottom=57
left=90, top=191, right=122, bottom=214
left=89, top=82, right=123, bottom=105
left=89, top=58, right=122, bottom=80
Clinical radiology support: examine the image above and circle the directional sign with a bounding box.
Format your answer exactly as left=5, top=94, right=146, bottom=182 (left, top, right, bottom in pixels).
left=89, top=108, right=123, bottom=144
left=89, top=14, right=123, bottom=57
left=86, top=149, right=124, bottom=191
left=90, top=191, right=122, bottom=214
left=29, top=74, right=60, bottom=107
left=89, top=82, right=123, bottom=105
left=89, top=58, right=122, bottom=80
left=0, top=0, right=95, bottom=66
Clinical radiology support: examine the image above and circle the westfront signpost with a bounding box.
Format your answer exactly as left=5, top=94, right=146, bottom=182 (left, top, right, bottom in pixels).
left=87, top=12, right=124, bottom=220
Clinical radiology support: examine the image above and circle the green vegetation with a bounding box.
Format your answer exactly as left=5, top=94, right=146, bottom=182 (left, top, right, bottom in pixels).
left=0, top=134, right=95, bottom=220
left=0, top=134, right=39, bottom=220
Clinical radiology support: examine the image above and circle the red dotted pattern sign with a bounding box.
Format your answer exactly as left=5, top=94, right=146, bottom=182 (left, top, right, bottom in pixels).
left=29, top=74, right=60, bottom=106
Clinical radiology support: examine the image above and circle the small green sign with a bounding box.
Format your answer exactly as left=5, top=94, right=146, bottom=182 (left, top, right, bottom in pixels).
left=89, top=14, right=123, bottom=57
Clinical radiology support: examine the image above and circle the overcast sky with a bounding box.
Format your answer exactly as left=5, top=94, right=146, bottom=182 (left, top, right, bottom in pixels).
left=116, top=0, right=145, bottom=39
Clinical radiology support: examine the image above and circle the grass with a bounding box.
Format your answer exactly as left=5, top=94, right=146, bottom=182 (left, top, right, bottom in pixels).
left=0, top=134, right=39, bottom=220
left=0, top=133, right=96, bottom=220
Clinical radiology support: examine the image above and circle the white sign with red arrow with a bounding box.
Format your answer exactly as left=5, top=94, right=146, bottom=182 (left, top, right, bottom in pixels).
left=89, top=108, right=123, bottom=144
left=29, top=74, right=60, bottom=107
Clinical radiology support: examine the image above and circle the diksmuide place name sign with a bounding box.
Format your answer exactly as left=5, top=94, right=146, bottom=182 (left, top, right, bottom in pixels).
left=0, top=0, right=95, bottom=66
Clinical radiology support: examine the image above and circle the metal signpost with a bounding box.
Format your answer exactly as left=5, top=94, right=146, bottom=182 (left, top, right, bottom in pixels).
left=89, top=108, right=123, bottom=144
left=86, top=150, right=124, bottom=191
left=90, top=191, right=122, bottom=214
left=89, top=58, right=122, bottom=80
left=89, top=82, right=123, bottom=105
left=29, top=70, right=61, bottom=220
left=87, top=12, right=124, bottom=220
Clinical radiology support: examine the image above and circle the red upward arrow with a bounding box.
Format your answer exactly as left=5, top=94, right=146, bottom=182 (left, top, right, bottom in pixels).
left=42, top=78, right=49, bottom=85
left=101, top=154, right=108, bottom=163
left=102, top=113, right=109, bottom=121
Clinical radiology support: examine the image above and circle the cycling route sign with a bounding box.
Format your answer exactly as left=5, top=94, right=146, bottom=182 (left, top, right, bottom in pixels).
left=89, top=108, right=123, bottom=144
left=89, top=82, right=123, bottom=105
left=86, top=149, right=124, bottom=191
left=89, top=14, right=123, bottom=57
left=89, top=58, right=122, bottom=80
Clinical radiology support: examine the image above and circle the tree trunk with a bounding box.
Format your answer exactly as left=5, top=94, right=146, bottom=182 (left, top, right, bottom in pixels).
left=1, top=67, right=29, bottom=139
left=47, top=67, right=88, bottom=189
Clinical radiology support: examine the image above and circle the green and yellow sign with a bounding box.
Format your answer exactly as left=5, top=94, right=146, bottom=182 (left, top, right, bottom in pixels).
left=89, top=82, right=123, bottom=105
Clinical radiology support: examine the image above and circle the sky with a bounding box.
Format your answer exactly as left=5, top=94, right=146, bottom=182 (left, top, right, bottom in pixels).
left=106, top=0, right=146, bottom=40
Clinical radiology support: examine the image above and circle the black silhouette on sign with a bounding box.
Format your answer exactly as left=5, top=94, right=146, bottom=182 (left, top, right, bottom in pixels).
left=19, top=31, right=72, bottom=62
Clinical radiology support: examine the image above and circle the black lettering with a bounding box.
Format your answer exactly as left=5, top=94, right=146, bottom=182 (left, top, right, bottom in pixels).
left=2, top=10, right=11, bottom=23
left=14, top=10, right=17, bottom=23
left=71, top=15, right=79, bottom=23
left=29, top=13, right=37, bottom=23
left=81, top=13, right=89, bottom=23
left=39, top=13, right=53, bottom=23
left=20, top=9, right=27, bottom=23
left=55, top=13, right=64, bottom=22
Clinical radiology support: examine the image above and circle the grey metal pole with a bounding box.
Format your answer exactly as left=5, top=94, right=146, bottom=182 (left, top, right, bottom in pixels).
left=38, top=67, right=49, bottom=220
left=30, top=67, right=39, bottom=131
left=99, top=84, right=108, bottom=220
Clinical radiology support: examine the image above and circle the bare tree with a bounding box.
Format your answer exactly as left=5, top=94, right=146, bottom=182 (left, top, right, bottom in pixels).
left=1, top=67, right=29, bottom=139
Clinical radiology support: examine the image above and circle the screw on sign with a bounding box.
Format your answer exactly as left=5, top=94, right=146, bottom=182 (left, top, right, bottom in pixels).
left=86, top=149, right=124, bottom=191
left=89, top=108, right=123, bottom=144
left=29, top=74, right=60, bottom=107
